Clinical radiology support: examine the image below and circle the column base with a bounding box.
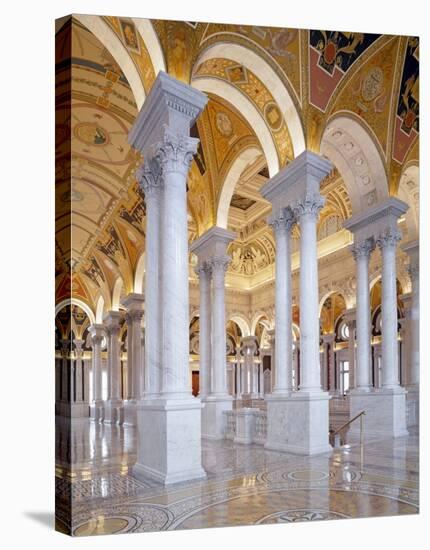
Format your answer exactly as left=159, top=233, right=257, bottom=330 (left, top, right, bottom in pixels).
left=90, top=400, right=104, bottom=422
left=348, top=387, right=408, bottom=442
left=405, top=385, right=419, bottom=428
left=264, top=391, right=332, bottom=455
left=122, top=399, right=137, bottom=426
left=104, top=399, right=124, bottom=424
left=55, top=401, right=89, bottom=418
left=131, top=397, right=206, bottom=485
left=202, top=395, right=233, bottom=439
left=234, top=407, right=256, bottom=444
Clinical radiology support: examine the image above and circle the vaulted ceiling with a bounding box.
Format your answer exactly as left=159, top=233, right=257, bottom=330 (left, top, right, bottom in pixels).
left=55, top=16, right=419, bottom=315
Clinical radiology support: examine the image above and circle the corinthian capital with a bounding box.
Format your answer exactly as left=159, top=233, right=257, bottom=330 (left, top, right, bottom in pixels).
left=194, top=261, right=212, bottom=279
left=268, top=207, right=295, bottom=234
left=376, top=228, right=401, bottom=250
left=136, top=157, right=163, bottom=198
left=207, top=255, right=231, bottom=276
left=351, top=237, right=375, bottom=261
left=155, top=127, right=199, bottom=177
left=293, top=194, right=325, bottom=221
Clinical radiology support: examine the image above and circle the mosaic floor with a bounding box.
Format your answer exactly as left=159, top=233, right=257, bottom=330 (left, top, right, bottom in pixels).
left=55, top=418, right=419, bottom=536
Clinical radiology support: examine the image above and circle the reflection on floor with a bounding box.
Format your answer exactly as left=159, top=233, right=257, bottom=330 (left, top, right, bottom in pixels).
left=55, top=418, right=419, bottom=536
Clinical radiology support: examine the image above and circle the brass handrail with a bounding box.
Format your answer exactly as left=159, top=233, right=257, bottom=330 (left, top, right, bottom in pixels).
left=332, top=410, right=366, bottom=436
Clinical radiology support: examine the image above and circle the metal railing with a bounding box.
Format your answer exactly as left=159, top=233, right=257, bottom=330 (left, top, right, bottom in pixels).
left=330, top=410, right=366, bottom=467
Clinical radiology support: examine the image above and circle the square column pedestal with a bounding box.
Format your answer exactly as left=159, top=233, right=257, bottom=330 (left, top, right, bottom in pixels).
left=202, top=396, right=233, bottom=440
left=90, top=401, right=104, bottom=422
left=265, top=392, right=332, bottom=455
left=348, top=388, right=408, bottom=442
left=132, top=398, right=207, bottom=485
left=104, top=399, right=124, bottom=424
left=122, top=399, right=137, bottom=426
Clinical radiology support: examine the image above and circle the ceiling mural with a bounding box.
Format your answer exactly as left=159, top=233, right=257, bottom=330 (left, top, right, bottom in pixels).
left=193, top=57, right=294, bottom=166
left=198, top=24, right=302, bottom=106
left=309, top=30, right=381, bottom=112
left=56, top=15, right=418, bottom=317
left=392, top=36, right=419, bottom=164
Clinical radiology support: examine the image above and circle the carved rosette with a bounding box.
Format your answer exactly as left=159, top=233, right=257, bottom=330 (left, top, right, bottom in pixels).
left=269, top=207, right=296, bottom=235
left=155, top=128, right=199, bottom=177
left=293, top=195, right=325, bottom=221
left=351, top=237, right=375, bottom=261
left=376, top=228, right=402, bottom=250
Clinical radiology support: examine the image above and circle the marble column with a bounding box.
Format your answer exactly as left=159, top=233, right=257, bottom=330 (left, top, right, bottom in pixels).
left=235, top=349, right=242, bottom=398
left=89, top=324, right=105, bottom=422
left=70, top=338, right=88, bottom=418
left=343, top=309, right=356, bottom=392
left=137, top=164, right=161, bottom=398
left=402, top=241, right=419, bottom=390
left=267, top=329, right=275, bottom=393
left=294, top=195, right=325, bottom=393
left=322, top=333, right=335, bottom=392
left=121, top=294, right=145, bottom=426
left=60, top=339, right=70, bottom=403
left=104, top=311, right=123, bottom=424
left=269, top=208, right=294, bottom=395
left=241, top=336, right=258, bottom=400
left=377, top=230, right=401, bottom=389
left=190, top=226, right=235, bottom=439
left=194, top=262, right=211, bottom=399
left=344, top=197, right=408, bottom=440
left=351, top=239, right=374, bottom=392
left=261, top=151, right=332, bottom=455
left=129, top=71, right=207, bottom=484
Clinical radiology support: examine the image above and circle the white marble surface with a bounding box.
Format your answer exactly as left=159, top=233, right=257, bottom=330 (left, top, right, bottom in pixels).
left=265, top=392, right=332, bottom=455
left=202, top=396, right=233, bottom=440
left=133, top=397, right=206, bottom=484
left=349, top=389, right=408, bottom=440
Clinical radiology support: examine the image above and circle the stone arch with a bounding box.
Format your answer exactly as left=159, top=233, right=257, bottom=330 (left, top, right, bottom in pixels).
left=55, top=298, right=96, bottom=326
left=320, top=113, right=389, bottom=215
left=95, top=295, right=105, bottom=324
left=227, top=313, right=251, bottom=337
left=112, top=277, right=124, bottom=311
left=318, top=288, right=348, bottom=316
left=134, top=252, right=146, bottom=294
left=216, top=146, right=262, bottom=228
left=194, top=42, right=305, bottom=158
left=132, top=18, right=166, bottom=75
left=398, top=162, right=419, bottom=241
left=191, top=77, right=279, bottom=177
left=75, top=14, right=146, bottom=108
left=250, top=311, right=270, bottom=336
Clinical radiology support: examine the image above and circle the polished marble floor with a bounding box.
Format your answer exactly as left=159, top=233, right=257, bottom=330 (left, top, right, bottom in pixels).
left=55, top=418, right=419, bottom=536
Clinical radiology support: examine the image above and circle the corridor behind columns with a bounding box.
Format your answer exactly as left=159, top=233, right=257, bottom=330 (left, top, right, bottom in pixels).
left=55, top=15, right=420, bottom=536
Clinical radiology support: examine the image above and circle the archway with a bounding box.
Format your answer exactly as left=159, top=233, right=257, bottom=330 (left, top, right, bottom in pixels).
left=320, top=114, right=389, bottom=215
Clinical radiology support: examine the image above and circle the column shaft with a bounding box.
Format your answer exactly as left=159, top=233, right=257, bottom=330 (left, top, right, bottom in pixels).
left=195, top=264, right=211, bottom=397
left=159, top=134, right=198, bottom=396
left=295, top=198, right=324, bottom=392
left=353, top=240, right=374, bottom=390
left=378, top=232, right=401, bottom=388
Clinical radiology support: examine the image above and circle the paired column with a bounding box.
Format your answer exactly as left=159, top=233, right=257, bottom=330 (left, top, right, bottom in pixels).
left=343, top=309, right=356, bottom=391
left=190, top=226, right=235, bottom=438
left=402, top=241, right=419, bottom=388
left=74, top=339, right=85, bottom=404
left=351, top=238, right=374, bottom=391
left=261, top=150, right=332, bottom=455
left=344, top=197, right=408, bottom=440
left=128, top=71, right=207, bottom=484
left=269, top=208, right=294, bottom=394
